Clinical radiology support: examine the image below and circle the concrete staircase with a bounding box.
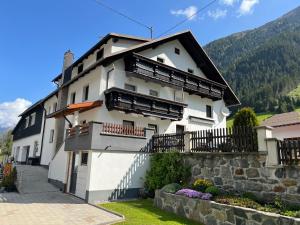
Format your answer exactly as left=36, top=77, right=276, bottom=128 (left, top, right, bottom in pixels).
left=15, top=165, right=59, bottom=194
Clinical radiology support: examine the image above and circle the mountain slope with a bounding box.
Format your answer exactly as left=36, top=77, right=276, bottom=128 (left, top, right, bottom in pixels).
left=204, top=6, right=300, bottom=113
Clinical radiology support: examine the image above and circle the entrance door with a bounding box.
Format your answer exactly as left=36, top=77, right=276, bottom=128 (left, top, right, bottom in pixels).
left=69, top=152, right=79, bottom=194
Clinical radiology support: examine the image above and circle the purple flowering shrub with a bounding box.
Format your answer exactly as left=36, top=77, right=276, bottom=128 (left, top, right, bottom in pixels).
left=175, top=188, right=212, bottom=200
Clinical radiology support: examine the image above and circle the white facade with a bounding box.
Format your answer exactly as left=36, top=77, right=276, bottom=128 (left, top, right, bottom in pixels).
left=13, top=32, right=237, bottom=202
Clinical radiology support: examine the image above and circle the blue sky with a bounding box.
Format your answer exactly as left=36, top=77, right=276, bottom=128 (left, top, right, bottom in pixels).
left=0, top=0, right=299, bottom=128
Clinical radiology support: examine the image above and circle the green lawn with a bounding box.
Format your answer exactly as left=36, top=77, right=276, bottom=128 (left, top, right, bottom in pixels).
left=227, top=112, right=274, bottom=128
left=100, top=199, right=201, bottom=225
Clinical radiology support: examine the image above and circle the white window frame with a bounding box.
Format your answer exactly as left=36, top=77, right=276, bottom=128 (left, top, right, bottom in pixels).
left=30, top=113, right=36, bottom=126
left=49, top=129, right=54, bottom=143
left=25, top=116, right=30, bottom=128
left=82, top=85, right=89, bottom=102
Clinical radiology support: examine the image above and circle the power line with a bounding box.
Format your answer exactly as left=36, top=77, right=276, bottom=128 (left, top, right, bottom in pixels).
left=157, top=0, right=218, bottom=38
left=94, top=0, right=153, bottom=38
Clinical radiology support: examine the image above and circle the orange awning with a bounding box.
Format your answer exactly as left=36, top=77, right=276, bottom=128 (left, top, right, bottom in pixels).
left=47, top=100, right=103, bottom=118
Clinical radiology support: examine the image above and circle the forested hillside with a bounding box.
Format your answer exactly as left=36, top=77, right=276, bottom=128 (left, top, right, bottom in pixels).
left=205, top=6, right=300, bottom=113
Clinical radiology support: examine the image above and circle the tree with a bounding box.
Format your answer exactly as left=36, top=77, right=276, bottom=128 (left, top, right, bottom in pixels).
left=233, top=107, right=259, bottom=128
left=0, top=130, right=13, bottom=156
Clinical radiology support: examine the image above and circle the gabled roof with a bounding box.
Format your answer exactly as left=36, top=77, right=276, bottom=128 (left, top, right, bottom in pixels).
left=102, top=30, right=240, bottom=106
left=57, top=30, right=239, bottom=106
left=52, top=33, right=150, bottom=83
left=261, top=111, right=300, bottom=127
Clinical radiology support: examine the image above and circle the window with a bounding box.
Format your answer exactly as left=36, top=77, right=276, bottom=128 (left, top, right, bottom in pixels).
left=49, top=129, right=54, bottom=143
left=176, top=125, right=185, bottom=134
left=71, top=92, right=76, bottom=104
left=148, top=124, right=158, bottom=134
left=187, top=68, right=194, bottom=74
left=30, top=113, right=36, bottom=126
left=124, top=84, right=136, bottom=92
left=157, top=57, right=164, bottom=63
left=174, top=90, right=184, bottom=102
left=96, top=49, right=104, bottom=60
left=81, top=152, right=88, bottom=166
left=123, top=120, right=134, bottom=128
left=53, top=102, right=57, bottom=112
left=25, top=117, right=30, bottom=128
left=206, top=105, right=213, bottom=118
left=48, top=106, right=51, bottom=115
left=78, top=63, right=84, bottom=74
left=175, top=48, right=180, bottom=55
left=149, top=89, right=158, bottom=97
left=83, top=85, right=89, bottom=101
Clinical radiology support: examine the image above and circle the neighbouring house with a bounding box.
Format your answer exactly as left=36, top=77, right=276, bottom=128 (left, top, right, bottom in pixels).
left=261, top=111, right=300, bottom=140
left=11, top=31, right=239, bottom=203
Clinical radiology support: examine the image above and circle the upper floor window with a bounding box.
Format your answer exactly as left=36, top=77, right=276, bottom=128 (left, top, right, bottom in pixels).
left=174, top=90, right=184, bottom=102
left=49, top=129, right=54, bottom=143
left=78, top=63, right=84, bottom=74
left=206, top=105, right=213, bottom=118
left=25, top=116, right=30, bottom=128
left=71, top=92, right=76, bottom=104
left=187, top=68, right=194, bottom=74
left=30, top=113, right=36, bottom=126
left=53, top=102, right=57, bottom=112
left=148, top=124, right=158, bottom=134
left=149, top=89, right=159, bottom=97
left=157, top=57, right=164, bottom=63
left=83, top=85, right=89, bottom=101
left=125, top=84, right=136, bottom=92
left=96, top=49, right=104, bottom=61
left=175, top=48, right=180, bottom=55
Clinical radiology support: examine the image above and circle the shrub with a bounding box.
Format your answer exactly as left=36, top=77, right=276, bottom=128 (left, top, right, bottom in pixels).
left=233, top=107, right=258, bottom=128
left=161, top=183, right=182, bottom=194
left=215, top=196, right=261, bottom=210
left=241, top=192, right=258, bottom=202
left=205, top=186, right=220, bottom=196
left=1, top=167, right=17, bottom=192
left=145, top=152, right=191, bottom=194
left=193, top=179, right=213, bottom=192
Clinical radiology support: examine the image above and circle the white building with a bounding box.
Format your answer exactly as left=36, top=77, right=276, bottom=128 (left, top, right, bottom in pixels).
left=261, top=111, right=300, bottom=140
left=12, top=31, right=239, bottom=202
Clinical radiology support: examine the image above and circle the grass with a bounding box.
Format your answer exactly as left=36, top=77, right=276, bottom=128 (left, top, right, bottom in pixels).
left=100, top=199, right=201, bottom=225
left=288, top=85, right=300, bottom=98
left=227, top=112, right=274, bottom=128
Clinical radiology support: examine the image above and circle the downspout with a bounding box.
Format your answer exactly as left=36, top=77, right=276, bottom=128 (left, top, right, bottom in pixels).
left=106, top=65, right=115, bottom=90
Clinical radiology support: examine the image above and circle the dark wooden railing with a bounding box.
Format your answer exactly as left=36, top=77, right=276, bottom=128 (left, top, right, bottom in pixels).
left=277, top=139, right=300, bottom=166
left=124, top=53, right=227, bottom=101
left=102, top=123, right=145, bottom=137
left=190, top=127, right=258, bottom=153
left=145, top=133, right=185, bottom=153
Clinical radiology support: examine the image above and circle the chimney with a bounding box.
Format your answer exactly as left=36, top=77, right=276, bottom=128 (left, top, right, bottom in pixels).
left=62, top=50, right=74, bottom=72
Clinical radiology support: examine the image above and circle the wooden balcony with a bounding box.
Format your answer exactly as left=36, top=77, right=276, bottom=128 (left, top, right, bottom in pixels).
left=124, top=53, right=227, bottom=100
left=104, top=87, right=187, bottom=121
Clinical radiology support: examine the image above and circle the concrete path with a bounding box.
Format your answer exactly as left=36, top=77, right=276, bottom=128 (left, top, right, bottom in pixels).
left=0, top=165, right=123, bottom=225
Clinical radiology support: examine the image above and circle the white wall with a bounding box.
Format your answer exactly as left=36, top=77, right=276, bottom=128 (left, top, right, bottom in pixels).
left=40, top=95, right=58, bottom=166
left=87, top=151, right=150, bottom=196
left=48, top=143, right=69, bottom=184
left=272, top=124, right=300, bottom=140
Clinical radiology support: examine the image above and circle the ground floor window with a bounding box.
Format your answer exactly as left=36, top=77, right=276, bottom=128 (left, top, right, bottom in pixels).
left=148, top=124, right=158, bottom=134
left=81, top=152, right=88, bottom=166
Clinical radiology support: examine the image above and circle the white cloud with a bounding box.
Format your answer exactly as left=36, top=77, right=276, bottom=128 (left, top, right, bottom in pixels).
left=170, top=6, right=198, bottom=21
left=208, top=9, right=228, bottom=20
left=238, top=0, right=259, bottom=15
left=0, top=98, right=32, bottom=129
left=220, top=0, right=238, bottom=6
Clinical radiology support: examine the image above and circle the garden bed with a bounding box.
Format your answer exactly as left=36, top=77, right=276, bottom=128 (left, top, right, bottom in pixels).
left=154, top=190, right=300, bottom=225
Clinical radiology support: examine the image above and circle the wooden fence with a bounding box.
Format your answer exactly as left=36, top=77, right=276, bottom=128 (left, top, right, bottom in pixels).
left=277, top=139, right=300, bottom=165
left=190, top=127, right=258, bottom=153
left=147, top=133, right=185, bottom=153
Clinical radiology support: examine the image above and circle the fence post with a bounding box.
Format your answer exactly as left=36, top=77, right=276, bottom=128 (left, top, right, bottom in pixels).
left=184, top=132, right=191, bottom=153
left=254, top=126, right=273, bottom=152
left=265, top=138, right=280, bottom=166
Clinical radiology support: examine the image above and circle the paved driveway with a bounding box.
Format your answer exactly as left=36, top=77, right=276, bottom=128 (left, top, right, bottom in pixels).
left=0, top=166, right=123, bottom=225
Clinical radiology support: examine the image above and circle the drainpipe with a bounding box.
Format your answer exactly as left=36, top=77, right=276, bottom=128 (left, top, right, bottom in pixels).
left=106, top=65, right=115, bottom=90
left=39, top=104, right=47, bottom=166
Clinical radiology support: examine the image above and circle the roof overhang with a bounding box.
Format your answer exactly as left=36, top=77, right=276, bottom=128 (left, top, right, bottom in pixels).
left=46, top=100, right=103, bottom=118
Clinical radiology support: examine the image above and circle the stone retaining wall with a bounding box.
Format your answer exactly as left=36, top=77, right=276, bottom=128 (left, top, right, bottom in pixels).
left=183, top=152, right=300, bottom=206
left=154, top=190, right=300, bottom=225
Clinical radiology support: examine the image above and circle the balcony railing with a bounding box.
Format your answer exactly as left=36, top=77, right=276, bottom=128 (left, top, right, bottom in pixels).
left=124, top=53, right=227, bottom=100
left=65, top=122, right=155, bottom=152
left=104, top=87, right=187, bottom=121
